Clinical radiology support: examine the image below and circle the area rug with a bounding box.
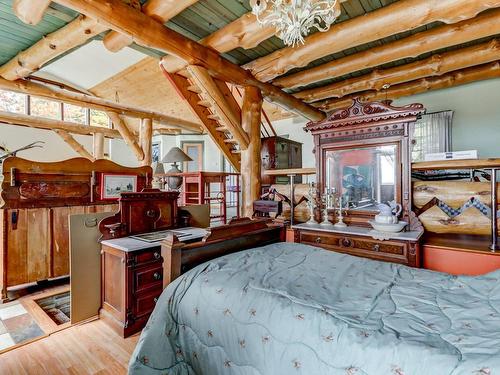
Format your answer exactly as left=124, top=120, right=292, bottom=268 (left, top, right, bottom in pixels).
left=0, top=300, right=45, bottom=351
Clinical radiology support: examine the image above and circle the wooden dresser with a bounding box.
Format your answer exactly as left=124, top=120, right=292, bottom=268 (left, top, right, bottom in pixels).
left=293, top=99, right=426, bottom=267
left=293, top=224, right=421, bottom=267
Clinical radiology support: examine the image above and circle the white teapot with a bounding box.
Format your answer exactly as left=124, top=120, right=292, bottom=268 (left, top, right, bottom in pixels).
left=375, top=201, right=402, bottom=224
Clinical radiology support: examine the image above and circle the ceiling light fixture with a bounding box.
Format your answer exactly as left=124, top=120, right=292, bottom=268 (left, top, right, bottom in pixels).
left=250, top=0, right=342, bottom=47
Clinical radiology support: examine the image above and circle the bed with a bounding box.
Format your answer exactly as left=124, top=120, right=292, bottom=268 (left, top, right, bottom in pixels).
left=129, top=242, right=500, bottom=375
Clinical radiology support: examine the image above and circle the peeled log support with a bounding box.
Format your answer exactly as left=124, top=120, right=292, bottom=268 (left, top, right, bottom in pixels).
left=13, top=0, right=52, bottom=25
left=107, top=111, right=145, bottom=162
left=54, top=129, right=95, bottom=161
left=245, top=0, right=500, bottom=82
left=103, top=0, right=197, bottom=52
left=140, top=118, right=153, bottom=166
left=275, top=9, right=500, bottom=90
left=93, top=133, right=105, bottom=159
left=296, top=39, right=500, bottom=102
left=317, top=61, right=500, bottom=112
left=0, top=15, right=107, bottom=80
left=241, top=86, right=263, bottom=218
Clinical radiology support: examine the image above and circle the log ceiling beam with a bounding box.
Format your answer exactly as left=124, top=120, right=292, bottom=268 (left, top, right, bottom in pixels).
left=0, top=15, right=107, bottom=81
left=13, top=0, right=52, bottom=25
left=316, top=61, right=500, bottom=112
left=275, top=9, right=500, bottom=90
left=296, top=39, right=500, bottom=103
left=54, top=129, right=96, bottom=161
left=244, top=0, right=500, bottom=82
left=0, top=77, right=204, bottom=133
left=107, top=111, right=145, bottom=161
left=140, top=118, right=153, bottom=166
left=161, top=0, right=349, bottom=74
left=51, top=0, right=325, bottom=122
left=187, top=65, right=250, bottom=150
left=103, top=0, right=198, bottom=52
left=0, top=110, right=121, bottom=138
left=93, top=132, right=105, bottom=159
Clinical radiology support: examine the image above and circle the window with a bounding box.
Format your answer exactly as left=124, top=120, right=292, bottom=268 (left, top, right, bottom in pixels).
left=182, top=142, right=203, bottom=172
left=411, top=111, right=453, bottom=162
left=30, top=97, right=61, bottom=119
left=63, top=103, right=87, bottom=124
left=0, top=89, right=26, bottom=113
left=90, top=109, right=110, bottom=127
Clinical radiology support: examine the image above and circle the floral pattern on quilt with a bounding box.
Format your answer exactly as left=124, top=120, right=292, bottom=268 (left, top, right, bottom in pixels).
left=129, top=242, right=500, bottom=375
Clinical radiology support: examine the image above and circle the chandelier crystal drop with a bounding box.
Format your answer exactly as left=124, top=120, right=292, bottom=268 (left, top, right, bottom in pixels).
left=250, top=0, right=342, bottom=47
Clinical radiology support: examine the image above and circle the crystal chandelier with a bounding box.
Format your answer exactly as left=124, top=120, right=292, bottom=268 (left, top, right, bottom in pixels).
left=250, top=0, right=342, bottom=47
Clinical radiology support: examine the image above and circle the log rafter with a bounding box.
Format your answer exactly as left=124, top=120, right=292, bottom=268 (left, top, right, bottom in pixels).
left=244, top=0, right=500, bottom=82
left=50, top=0, right=324, bottom=122
left=107, top=111, right=145, bottom=161
left=13, top=0, right=52, bottom=25
left=0, top=77, right=203, bottom=133
left=53, top=129, right=96, bottom=161
left=296, top=39, right=500, bottom=103
left=316, top=61, right=500, bottom=112
left=275, top=9, right=500, bottom=90
left=103, top=0, right=198, bottom=52
left=0, top=15, right=107, bottom=81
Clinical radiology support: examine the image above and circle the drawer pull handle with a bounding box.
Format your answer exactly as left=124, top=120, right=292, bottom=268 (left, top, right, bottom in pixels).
left=315, top=237, right=322, bottom=244
left=373, top=244, right=380, bottom=252
left=153, top=272, right=162, bottom=281
left=153, top=252, right=161, bottom=260
left=153, top=297, right=158, bottom=303
left=341, top=238, right=353, bottom=248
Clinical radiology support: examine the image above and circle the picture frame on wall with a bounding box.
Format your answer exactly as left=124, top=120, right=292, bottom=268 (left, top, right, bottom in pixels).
left=101, top=173, right=138, bottom=200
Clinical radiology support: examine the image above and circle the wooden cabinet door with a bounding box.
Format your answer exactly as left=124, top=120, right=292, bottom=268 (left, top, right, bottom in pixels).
left=52, top=206, right=86, bottom=278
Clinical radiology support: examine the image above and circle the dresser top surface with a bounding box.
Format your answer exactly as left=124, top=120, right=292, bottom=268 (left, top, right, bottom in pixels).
left=292, top=223, right=423, bottom=242
left=101, top=227, right=208, bottom=252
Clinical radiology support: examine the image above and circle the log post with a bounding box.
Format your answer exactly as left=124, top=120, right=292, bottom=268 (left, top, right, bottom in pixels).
left=93, top=132, right=105, bottom=159
left=107, top=111, right=145, bottom=161
left=54, top=129, right=95, bottom=161
left=240, top=86, right=263, bottom=218
left=140, top=118, right=153, bottom=166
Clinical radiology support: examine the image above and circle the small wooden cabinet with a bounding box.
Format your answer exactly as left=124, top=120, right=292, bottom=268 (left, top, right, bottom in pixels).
left=100, top=244, right=163, bottom=338
left=261, top=136, right=302, bottom=186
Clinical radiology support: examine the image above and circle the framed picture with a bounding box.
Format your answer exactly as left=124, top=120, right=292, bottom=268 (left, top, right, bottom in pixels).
left=100, top=173, right=138, bottom=200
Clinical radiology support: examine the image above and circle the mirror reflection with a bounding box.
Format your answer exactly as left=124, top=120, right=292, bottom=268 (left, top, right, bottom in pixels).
left=325, top=145, right=397, bottom=211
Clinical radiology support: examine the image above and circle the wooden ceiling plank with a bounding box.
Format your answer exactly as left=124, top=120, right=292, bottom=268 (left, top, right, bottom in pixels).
left=0, top=77, right=204, bottom=133
left=0, top=14, right=107, bottom=80
left=244, top=0, right=500, bottom=82
left=0, top=110, right=121, bottom=138
left=317, top=61, right=500, bottom=111
left=51, top=0, right=325, bottom=122
left=275, top=9, right=500, bottom=89
left=103, top=0, right=199, bottom=52
left=13, top=0, right=52, bottom=25
left=296, top=38, right=500, bottom=102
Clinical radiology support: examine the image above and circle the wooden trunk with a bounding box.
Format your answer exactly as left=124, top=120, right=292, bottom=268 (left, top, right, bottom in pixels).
left=261, top=136, right=302, bottom=188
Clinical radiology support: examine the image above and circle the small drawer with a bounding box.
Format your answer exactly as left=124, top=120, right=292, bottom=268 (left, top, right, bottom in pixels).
left=130, top=249, right=162, bottom=266
left=134, top=265, right=163, bottom=293
left=134, top=288, right=162, bottom=318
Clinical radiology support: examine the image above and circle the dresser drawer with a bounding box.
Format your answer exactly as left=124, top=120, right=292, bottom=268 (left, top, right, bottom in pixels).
left=134, top=265, right=163, bottom=293
left=129, top=248, right=162, bottom=266
left=133, top=287, right=162, bottom=319
left=300, top=231, right=408, bottom=264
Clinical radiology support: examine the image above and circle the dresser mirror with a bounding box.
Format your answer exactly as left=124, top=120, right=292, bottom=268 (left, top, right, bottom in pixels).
left=324, top=143, right=400, bottom=212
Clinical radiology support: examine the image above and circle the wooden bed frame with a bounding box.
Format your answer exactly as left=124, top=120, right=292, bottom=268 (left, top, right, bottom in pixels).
left=161, top=217, right=285, bottom=288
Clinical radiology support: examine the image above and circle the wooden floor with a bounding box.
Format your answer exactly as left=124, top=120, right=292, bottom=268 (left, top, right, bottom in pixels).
left=0, top=319, right=139, bottom=374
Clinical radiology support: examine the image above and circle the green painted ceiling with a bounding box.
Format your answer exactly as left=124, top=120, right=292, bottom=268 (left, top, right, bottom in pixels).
left=0, top=0, right=498, bottom=97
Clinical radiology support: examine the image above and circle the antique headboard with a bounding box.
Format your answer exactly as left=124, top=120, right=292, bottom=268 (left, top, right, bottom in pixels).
left=0, top=157, right=152, bottom=209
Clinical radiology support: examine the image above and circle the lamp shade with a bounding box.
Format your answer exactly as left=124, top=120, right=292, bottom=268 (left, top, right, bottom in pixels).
left=153, top=162, right=165, bottom=175
left=162, top=147, right=193, bottom=163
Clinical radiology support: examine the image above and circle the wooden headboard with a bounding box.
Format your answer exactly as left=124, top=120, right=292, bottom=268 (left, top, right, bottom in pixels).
left=161, top=217, right=285, bottom=287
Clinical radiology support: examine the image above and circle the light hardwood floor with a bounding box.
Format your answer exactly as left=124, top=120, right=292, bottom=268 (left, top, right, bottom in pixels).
left=0, top=319, right=139, bottom=374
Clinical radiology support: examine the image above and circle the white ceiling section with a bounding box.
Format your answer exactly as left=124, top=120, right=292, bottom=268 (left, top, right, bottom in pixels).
left=36, top=40, right=147, bottom=90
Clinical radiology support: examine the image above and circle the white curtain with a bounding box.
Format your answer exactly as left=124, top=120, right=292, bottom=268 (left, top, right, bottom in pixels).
left=411, top=110, right=453, bottom=162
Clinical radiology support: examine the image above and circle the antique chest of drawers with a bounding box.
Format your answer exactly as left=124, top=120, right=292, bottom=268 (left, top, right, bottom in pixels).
left=293, top=223, right=423, bottom=267
left=100, top=244, right=164, bottom=338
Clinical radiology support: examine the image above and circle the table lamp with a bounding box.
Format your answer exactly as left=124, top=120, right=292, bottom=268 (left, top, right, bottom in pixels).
left=162, top=147, right=192, bottom=190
